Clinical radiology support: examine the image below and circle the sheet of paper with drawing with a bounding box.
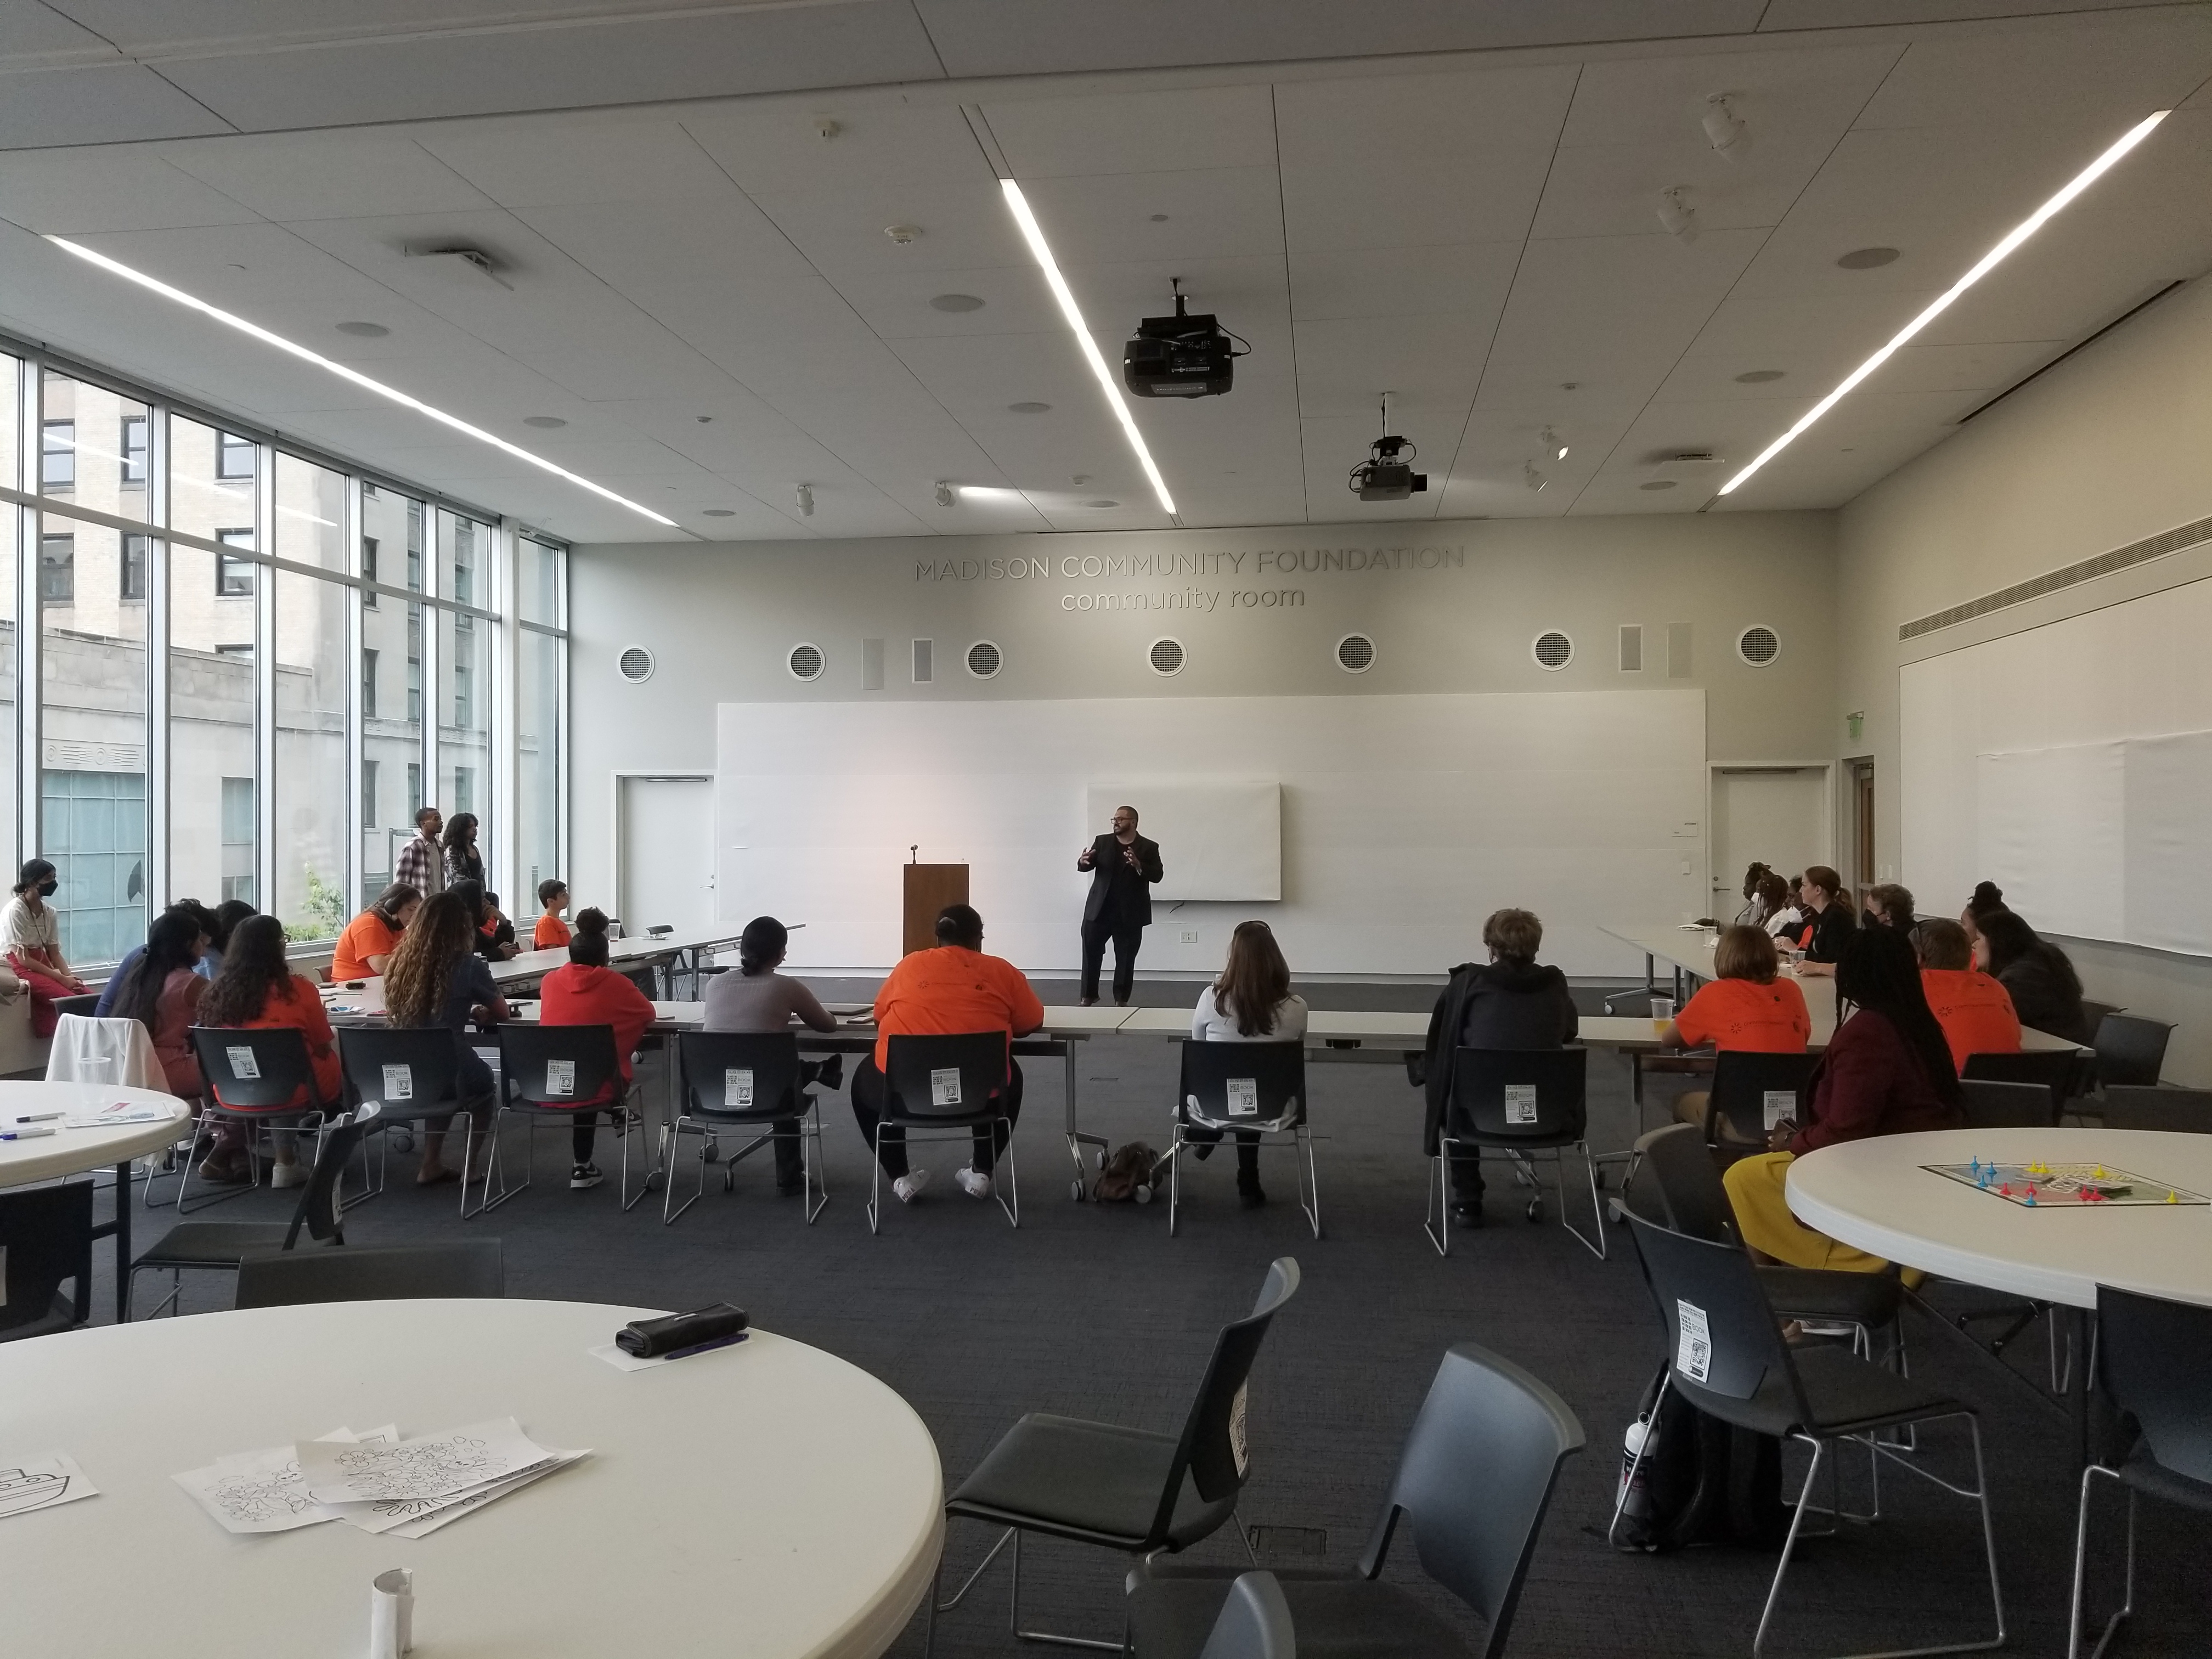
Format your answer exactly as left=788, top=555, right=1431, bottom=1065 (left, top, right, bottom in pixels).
left=173, top=1425, right=397, bottom=1534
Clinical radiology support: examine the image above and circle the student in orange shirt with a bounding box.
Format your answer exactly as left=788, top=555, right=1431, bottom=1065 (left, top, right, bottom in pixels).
left=196, top=915, right=343, bottom=1187
left=1657, top=924, right=1811, bottom=1142
left=1911, top=917, right=2021, bottom=1070
left=331, top=882, right=421, bottom=981
left=538, top=908, right=657, bottom=1190
left=853, top=904, right=1043, bottom=1204
left=533, top=878, right=573, bottom=951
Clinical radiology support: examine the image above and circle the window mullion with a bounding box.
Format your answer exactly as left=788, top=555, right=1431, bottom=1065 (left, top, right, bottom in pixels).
left=147, top=397, right=172, bottom=909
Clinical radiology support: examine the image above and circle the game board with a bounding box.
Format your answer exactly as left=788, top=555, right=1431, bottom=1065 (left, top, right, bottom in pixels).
left=1925, top=1158, right=2209, bottom=1207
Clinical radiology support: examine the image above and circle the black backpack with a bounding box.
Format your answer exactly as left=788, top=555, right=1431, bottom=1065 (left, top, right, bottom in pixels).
left=1613, top=1364, right=1790, bottom=1553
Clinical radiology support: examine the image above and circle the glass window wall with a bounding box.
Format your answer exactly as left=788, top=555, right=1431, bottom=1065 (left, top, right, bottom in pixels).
left=168, top=415, right=257, bottom=913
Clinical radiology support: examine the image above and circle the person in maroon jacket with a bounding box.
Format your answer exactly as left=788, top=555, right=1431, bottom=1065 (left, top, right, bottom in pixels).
left=1723, top=924, right=1966, bottom=1272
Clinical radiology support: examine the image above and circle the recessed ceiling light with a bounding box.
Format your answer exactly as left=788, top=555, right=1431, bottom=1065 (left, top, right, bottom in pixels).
left=1734, top=369, right=1785, bottom=384
left=1835, top=246, right=1900, bottom=270
left=1008, top=401, right=1051, bottom=414
left=335, top=320, right=388, bottom=337
left=1720, top=110, right=2168, bottom=498
left=702, top=509, right=737, bottom=517
left=1001, top=179, right=1177, bottom=517
left=523, top=415, right=567, bottom=429
left=43, top=236, right=679, bottom=528
left=1640, top=481, right=1678, bottom=492
left=885, top=224, right=922, bottom=244
left=930, top=293, right=985, bottom=313
left=1084, top=499, right=1120, bottom=509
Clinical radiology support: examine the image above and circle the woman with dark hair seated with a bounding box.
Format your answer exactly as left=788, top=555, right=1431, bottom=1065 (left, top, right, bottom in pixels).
left=852, top=904, right=1043, bottom=1205
left=1862, top=882, right=1916, bottom=929
left=196, top=915, right=342, bottom=1187
left=383, top=890, right=509, bottom=1186
left=203, top=899, right=257, bottom=978
left=1186, top=919, right=1309, bottom=1208
left=106, top=905, right=210, bottom=1098
left=1418, top=907, right=1577, bottom=1228
left=700, top=915, right=842, bottom=1196
left=1959, top=880, right=2007, bottom=949
left=539, top=907, right=656, bottom=1191
left=1787, top=865, right=1857, bottom=977
left=1975, top=907, right=2094, bottom=1045
left=1723, top=926, right=1966, bottom=1272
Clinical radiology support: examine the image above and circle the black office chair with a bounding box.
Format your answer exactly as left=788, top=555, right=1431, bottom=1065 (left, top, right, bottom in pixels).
left=129, top=1104, right=380, bottom=1318
left=2069, top=1285, right=2212, bottom=1659
left=1430, top=1048, right=1601, bottom=1259
left=1703, top=1049, right=1819, bottom=1158
left=1617, top=1212, right=2004, bottom=1656
left=928, top=1257, right=1301, bottom=1657
left=1963, top=1049, right=2079, bottom=1115
left=2099, top=1085, right=2212, bottom=1133
left=184, top=1025, right=338, bottom=1213
left=0, top=1182, right=94, bottom=1340
left=872, top=1032, right=1020, bottom=1234
left=483, top=1024, right=652, bottom=1213
left=1959, top=1077, right=2057, bottom=1129
left=1164, top=1041, right=1318, bottom=1239
left=235, top=1239, right=505, bottom=1308
left=336, top=1026, right=483, bottom=1212
left=669, top=1031, right=827, bottom=1224
left=2091, top=1014, right=2172, bottom=1090
left=1126, top=1342, right=1584, bottom=1659
left=1629, top=1124, right=1904, bottom=1360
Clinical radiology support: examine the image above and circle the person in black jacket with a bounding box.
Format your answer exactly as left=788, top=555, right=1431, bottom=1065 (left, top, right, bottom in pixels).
left=1789, top=865, right=1857, bottom=977
left=1075, top=804, right=1164, bottom=1007
left=1417, top=908, right=1578, bottom=1226
left=1976, top=908, right=2095, bottom=1045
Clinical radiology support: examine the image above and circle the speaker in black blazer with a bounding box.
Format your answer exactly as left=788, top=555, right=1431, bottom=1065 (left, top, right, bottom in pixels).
left=1079, top=833, right=1164, bottom=926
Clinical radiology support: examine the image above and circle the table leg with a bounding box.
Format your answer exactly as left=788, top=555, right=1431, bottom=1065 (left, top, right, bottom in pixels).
left=1062, top=1040, right=1106, bottom=1200
left=113, top=1157, right=132, bottom=1323
left=1643, top=952, right=1656, bottom=993
left=2066, top=1304, right=2092, bottom=1471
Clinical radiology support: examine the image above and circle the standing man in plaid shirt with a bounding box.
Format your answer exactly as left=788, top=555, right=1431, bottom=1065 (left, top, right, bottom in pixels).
left=394, top=805, right=446, bottom=899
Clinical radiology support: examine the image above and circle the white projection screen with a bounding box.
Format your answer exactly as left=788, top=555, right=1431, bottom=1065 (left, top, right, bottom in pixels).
left=715, top=689, right=1707, bottom=977
left=1901, top=573, right=2212, bottom=956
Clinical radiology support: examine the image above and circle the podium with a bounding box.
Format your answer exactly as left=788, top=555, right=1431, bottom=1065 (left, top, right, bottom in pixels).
left=902, top=863, right=969, bottom=956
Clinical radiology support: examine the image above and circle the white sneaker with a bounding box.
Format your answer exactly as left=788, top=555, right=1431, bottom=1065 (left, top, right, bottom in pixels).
left=893, top=1169, right=931, bottom=1204
left=956, top=1167, right=992, bottom=1199
left=270, top=1160, right=309, bottom=1189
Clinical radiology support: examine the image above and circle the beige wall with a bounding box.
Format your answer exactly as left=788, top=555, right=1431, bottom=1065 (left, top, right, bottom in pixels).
left=571, top=510, right=1839, bottom=957
left=1839, top=275, right=2212, bottom=1083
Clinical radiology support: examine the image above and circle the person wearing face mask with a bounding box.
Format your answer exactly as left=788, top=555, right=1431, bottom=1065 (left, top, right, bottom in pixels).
left=3, top=860, right=91, bottom=1025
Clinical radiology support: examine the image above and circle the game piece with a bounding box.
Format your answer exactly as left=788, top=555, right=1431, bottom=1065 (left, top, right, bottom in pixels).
left=2169, top=1190, right=2180, bottom=1204
left=2025, top=1195, right=2036, bottom=1206
left=1999, top=1184, right=2012, bottom=1196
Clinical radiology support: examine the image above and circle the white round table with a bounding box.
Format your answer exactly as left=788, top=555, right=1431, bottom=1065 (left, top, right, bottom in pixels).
left=0, top=1298, right=944, bottom=1657
left=0, top=1081, right=191, bottom=1323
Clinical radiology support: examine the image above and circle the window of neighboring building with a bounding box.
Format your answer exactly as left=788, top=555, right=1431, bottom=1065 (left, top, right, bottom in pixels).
left=362, top=647, right=379, bottom=720
left=216, top=528, right=256, bottom=597
left=219, top=776, right=255, bottom=904
left=38, top=533, right=74, bottom=601
left=41, top=421, right=74, bottom=489
left=120, top=416, right=148, bottom=486
left=361, top=535, right=380, bottom=607
left=362, top=759, right=379, bottom=830
left=217, top=431, right=256, bottom=481
left=407, top=763, right=422, bottom=818
left=120, top=533, right=149, bottom=601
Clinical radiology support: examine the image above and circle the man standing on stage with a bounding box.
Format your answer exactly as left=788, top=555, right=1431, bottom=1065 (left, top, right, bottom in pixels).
left=1076, top=804, right=1164, bottom=1007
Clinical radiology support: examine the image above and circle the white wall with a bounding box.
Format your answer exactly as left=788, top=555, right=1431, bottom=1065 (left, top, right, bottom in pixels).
left=571, top=510, right=1839, bottom=979
left=1840, top=274, right=2212, bottom=1082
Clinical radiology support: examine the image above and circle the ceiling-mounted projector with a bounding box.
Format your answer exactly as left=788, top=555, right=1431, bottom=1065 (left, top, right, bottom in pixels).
left=1351, top=434, right=1425, bottom=500
left=1123, top=279, right=1246, bottom=398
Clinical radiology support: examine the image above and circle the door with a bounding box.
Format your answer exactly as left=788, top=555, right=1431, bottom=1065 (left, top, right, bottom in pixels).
left=617, top=775, right=714, bottom=936
left=1711, top=768, right=1828, bottom=918
left=1848, top=759, right=1877, bottom=909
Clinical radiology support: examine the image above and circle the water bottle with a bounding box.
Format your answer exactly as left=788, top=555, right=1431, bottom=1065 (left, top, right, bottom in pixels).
left=1617, top=1414, right=1660, bottom=1533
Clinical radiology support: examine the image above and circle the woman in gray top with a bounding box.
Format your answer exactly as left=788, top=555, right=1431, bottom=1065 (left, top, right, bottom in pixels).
left=701, top=916, right=842, bottom=1194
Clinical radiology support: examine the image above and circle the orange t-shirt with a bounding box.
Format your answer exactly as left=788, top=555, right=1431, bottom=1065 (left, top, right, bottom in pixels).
left=872, top=945, right=1045, bottom=1075
left=538, top=962, right=657, bottom=1105
left=1921, top=967, right=2021, bottom=1070
left=1674, top=975, right=1811, bottom=1053
left=534, top=914, right=573, bottom=951
left=229, top=974, right=343, bottom=1107
left=331, top=910, right=399, bottom=982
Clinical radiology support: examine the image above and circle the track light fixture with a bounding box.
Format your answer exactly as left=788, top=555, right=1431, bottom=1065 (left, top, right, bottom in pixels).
left=1523, top=461, right=1548, bottom=493
left=1702, top=95, right=1747, bottom=159
left=1657, top=188, right=1697, bottom=242
left=1542, top=426, right=1568, bottom=461
left=934, top=481, right=955, bottom=507
left=794, top=483, right=814, bottom=517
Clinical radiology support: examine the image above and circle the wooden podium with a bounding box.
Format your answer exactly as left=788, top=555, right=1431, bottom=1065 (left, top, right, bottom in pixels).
left=902, top=863, right=969, bottom=956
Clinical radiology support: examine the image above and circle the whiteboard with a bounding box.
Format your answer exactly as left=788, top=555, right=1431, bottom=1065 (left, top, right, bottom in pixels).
left=715, top=690, right=1707, bottom=977
left=1901, top=572, right=2212, bottom=956
left=1083, top=782, right=1280, bottom=901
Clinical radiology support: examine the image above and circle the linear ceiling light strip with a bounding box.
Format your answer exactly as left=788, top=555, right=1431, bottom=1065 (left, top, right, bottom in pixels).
left=1719, top=110, right=2169, bottom=498
left=41, top=236, right=679, bottom=528
left=998, top=180, right=1178, bottom=518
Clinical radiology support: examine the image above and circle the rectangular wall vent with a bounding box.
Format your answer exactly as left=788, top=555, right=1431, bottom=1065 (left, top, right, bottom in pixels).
left=861, top=637, right=884, bottom=691
left=912, top=639, right=933, bottom=683
left=1666, top=623, right=1692, bottom=679
left=1900, top=514, right=2212, bottom=640
left=1618, top=624, right=1643, bottom=672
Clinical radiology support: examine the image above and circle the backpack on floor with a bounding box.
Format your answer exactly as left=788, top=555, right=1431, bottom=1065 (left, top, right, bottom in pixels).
left=1093, top=1142, right=1160, bottom=1202
left=1613, top=1364, right=1790, bottom=1553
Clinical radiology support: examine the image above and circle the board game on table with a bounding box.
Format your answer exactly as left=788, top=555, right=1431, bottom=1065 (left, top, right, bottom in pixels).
left=1924, top=1157, right=2209, bottom=1207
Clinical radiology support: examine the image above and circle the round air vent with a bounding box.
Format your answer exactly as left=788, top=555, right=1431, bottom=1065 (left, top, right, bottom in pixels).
left=617, top=646, right=655, bottom=684
left=1737, top=624, right=1781, bottom=667
left=1148, top=637, right=1186, bottom=677
left=786, top=642, right=826, bottom=681
left=1531, top=630, right=1574, bottom=671
left=965, top=640, right=1002, bottom=679
left=1335, top=633, right=1376, bottom=674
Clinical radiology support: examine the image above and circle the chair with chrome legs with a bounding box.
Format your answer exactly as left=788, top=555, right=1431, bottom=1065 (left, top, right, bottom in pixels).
left=870, top=1032, right=1019, bottom=1234
left=2068, top=1285, right=2212, bottom=1659
left=184, top=1027, right=339, bottom=1214
left=1616, top=1212, right=2005, bottom=1657
left=1702, top=1049, right=1819, bottom=1161
left=481, top=1024, right=653, bottom=1213
left=1427, top=1047, right=1601, bottom=1259
left=1126, top=1341, right=1583, bottom=1659
left=669, top=1031, right=827, bottom=1224
left=926, top=1257, right=1301, bottom=1658
left=1160, top=1041, right=1318, bottom=1238
left=335, top=1026, right=483, bottom=1212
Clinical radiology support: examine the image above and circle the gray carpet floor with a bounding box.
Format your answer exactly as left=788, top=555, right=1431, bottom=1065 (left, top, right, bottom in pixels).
left=76, top=976, right=2204, bottom=1657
